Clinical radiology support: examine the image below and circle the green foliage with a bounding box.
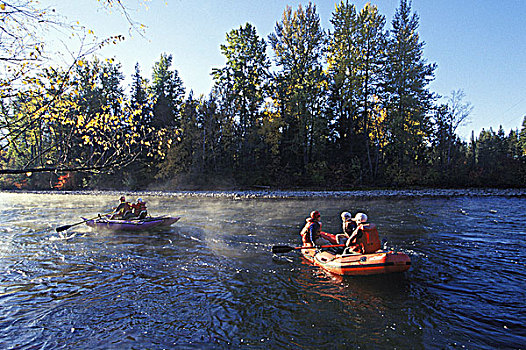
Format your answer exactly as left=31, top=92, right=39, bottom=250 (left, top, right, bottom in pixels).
left=1, top=0, right=524, bottom=189
left=519, top=116, right=526, bottom=156
left=269, top=2, right=328, bottom=177
left=150, top=53, right=185, bottom=128
left=382, top=0, right=436, bottom=174
left=211, top=23, right=270, bottom=176
left=0, top=57, right=165, bottom=188
left=327, top=1, right=387, bottom=180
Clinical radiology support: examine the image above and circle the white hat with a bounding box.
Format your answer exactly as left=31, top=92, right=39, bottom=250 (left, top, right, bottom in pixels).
left=341, top=211, right=352, bottom=220
left=353, top=213, right=367, bottom=223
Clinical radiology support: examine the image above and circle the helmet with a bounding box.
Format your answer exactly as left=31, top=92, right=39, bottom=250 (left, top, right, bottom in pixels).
left=137, top=198, right=143, bottom=203
left=353, top=213, right=367, bottom=223
left=341, top=211, right=352, bottom=221
left=310, top=210, right=321, bottom=219
left=120, top=196, right=125, bottom=201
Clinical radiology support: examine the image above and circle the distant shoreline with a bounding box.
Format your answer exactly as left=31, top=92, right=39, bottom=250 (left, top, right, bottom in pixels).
left=2, top=188, right=525, bottom=199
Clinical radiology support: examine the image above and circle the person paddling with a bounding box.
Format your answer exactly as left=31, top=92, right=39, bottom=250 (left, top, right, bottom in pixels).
left=111, top=196, right=133, bottom=220
left=299, top=210, right=331, bottom=248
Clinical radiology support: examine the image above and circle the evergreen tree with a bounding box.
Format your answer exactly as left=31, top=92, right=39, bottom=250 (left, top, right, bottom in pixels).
left=429, top=103, right=471, bottom=185
left=517, top=117, right=526, bottom=185
left=150, top=53, right=185, bottom=128
left=100, top=58, right=125, bottom=116
left=507, top=129, right=521, bottom=159
left=120, top=63, right=156, bottom=189
left=474, top=127, right=513, bottom=186
left=383, top=0, right=436, bottom=183
left=130, top=63, right=152, bottom=125
left=519, top=115, right=526, bottom=157
left=198, top=92, right=224, bottom=176
left=148, top=54, right=186, bottom=183
left=156, top=92, right=201, bottom=182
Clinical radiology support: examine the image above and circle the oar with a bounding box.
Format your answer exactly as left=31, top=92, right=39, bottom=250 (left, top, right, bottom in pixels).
left=272, top=244, right=345, bottom=254
left=56, top=215, right=103, bottom=232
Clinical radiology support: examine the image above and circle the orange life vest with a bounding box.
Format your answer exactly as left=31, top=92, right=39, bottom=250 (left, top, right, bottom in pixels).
left=352, top=223, right=382, bottom=254
left=300, top=218, right=322, bottom=246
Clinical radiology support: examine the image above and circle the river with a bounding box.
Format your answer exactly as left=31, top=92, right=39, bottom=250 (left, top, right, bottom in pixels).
left=0, top=191, right=524, bottom=349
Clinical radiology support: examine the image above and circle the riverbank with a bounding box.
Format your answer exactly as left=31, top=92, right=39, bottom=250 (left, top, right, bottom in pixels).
left=3, top=188, right=526, bottom=199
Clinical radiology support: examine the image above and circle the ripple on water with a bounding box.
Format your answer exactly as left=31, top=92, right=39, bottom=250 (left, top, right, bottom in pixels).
left=0, top=192, right=525, bottom=349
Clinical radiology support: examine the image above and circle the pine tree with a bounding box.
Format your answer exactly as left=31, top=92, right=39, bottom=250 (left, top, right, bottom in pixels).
left=383, top=0, right=436, bottom=182
left=519, top=115, right=526, bottom=157
left=150, top=54, right=185, bottom=128
left=130, top=63, right=151, bottom=125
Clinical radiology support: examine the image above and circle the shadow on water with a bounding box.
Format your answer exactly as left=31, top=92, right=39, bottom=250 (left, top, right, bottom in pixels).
left=0, top=193, right=524, bottom=349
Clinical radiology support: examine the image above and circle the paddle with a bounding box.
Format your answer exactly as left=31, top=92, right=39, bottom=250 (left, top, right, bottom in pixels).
left=56, top=214, right=106, bottom=233
left=272, top=244, right=345, bottom=254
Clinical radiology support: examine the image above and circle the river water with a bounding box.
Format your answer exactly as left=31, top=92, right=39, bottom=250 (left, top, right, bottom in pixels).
left=0, top=191, right=524, bottom=349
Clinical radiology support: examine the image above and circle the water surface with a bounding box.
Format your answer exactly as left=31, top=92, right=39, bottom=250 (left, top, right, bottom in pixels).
left=0, top=192, right=524, bottom=349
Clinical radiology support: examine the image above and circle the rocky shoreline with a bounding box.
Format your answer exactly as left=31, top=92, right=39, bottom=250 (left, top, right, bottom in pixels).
left=4, top=188, right=526, bottom=199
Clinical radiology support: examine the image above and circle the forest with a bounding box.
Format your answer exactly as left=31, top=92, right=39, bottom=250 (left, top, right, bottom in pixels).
left=1, top=0, right=525, bottom=190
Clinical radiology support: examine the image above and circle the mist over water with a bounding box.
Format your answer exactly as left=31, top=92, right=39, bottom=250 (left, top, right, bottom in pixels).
left=0, top=192, right=524, bottom=349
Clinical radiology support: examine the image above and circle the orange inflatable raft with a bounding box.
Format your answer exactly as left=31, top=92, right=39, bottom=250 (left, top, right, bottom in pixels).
left=301, top=248, right=411, bottom=276
left=301, top=231, right=411, bottom=276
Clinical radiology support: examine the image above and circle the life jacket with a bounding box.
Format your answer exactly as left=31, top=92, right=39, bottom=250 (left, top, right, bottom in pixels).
left=352, top=223, right=382, bottom=254
left=117, top=202, right=132, bottom=215
left=300, top=218, right=322, bottom=246
left=132, top=202, right=147, bottom=213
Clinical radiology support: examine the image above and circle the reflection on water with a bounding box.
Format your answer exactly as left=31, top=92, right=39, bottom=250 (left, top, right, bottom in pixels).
left=0, top=192, right=525, bottom=349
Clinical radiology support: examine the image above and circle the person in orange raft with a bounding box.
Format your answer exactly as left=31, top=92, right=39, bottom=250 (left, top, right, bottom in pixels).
left=300, top=210, right=332, bottom=248
left=335, top=211, right=358, bottom=245
left=345, top=212, right=382, bottom=254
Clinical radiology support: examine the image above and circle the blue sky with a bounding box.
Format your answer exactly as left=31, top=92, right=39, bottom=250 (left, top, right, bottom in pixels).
left=44, top=0, right=526, bottom=140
